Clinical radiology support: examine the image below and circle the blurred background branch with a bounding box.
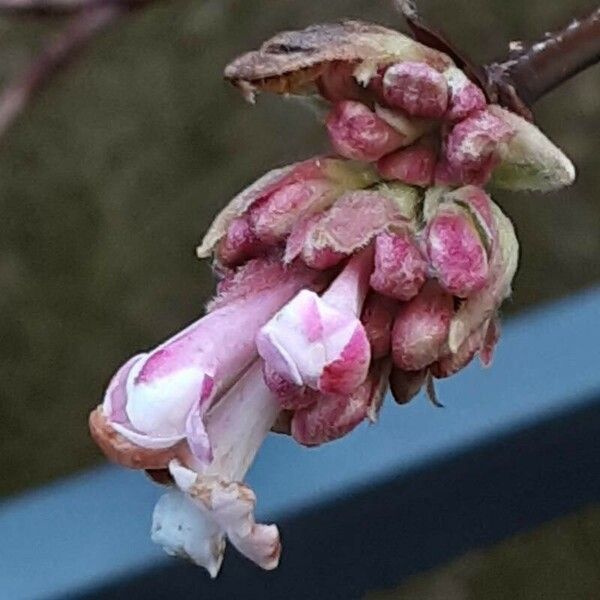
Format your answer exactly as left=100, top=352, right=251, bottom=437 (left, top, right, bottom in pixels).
left=0, top=0, right=158, bottom=138
left=0, top=0, right=598, bottom=142
left=0, top=0, right=151, bottom=16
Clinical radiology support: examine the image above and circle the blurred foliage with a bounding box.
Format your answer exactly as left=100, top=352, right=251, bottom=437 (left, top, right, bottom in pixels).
left=0, top=0, right=598, bottom=496
left=368, top=503, right=600, bottom=600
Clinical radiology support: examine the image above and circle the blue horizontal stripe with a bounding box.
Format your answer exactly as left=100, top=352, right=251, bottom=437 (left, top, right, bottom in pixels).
left=1, top=285, right=599, bottom=600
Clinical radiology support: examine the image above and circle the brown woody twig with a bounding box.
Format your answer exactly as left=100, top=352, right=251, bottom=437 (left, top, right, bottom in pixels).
left=487, top=6, right=600, bottom=108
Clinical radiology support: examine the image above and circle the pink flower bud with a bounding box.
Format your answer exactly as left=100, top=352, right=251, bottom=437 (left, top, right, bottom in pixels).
left=382, top=62, right=448, bottom=118
left=326, top=100, right=406, bottom=162
left=370, top=230, right=428, bottom=301
left=391, top=282, right=453, bottom=371
left=285, top=189, right=413, bottom=268
left=361, top=293, right=397, bottom=359
left=198, top=158, right=377, bottom=262
left=444, top=109, right=514, bottom=182
left=448, top=200, right=518, bottom=354
left=432, top=317, right=499, bottom=378
left=215, top=216, right=268, bottom=268
left=248, top=179, right=339, bottom=244
left=389, top=367, right=427, bottom=405
left=377, top=143, right=436, bottom=187
left=152, top=361, right=281, bottom=576
left=96, top=261, right=318, bottom=465
left=444, top=67, right=487, bottom=122
left=291, top=359, right=390, bottom=446
left=257, top=248, right=373, bottom=396
left=426, top=208, right=490, bottom=298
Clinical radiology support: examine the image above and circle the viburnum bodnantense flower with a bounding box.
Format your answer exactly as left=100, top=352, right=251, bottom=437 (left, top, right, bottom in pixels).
left=90, top=258, right=324, bottom=468
left=90, top=18, right=576, bottom=578
left=151, top=361, right=281, bottom=577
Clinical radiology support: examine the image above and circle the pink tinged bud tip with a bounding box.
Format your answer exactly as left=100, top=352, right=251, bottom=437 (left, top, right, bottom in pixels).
left=426, top=209, right=490, bottom=298
left=198, top=158, right=378, bottom=263
left=101, top=260, right=318, bottom=464
left=370, top=230, right=428, bottom=301
left=151, top=362, right=281, bottom=577
left=377, top=143, right=436, bottom=187
left=361, top=293, right=397, bottom=360
left=248, top=178, right=338, bottom=244
left=216, top=216, right=268, bottom=268
left=444, top=67, right=487, bottom=122
left=285, top=189, right=410, bottom=269
left=262, top=362, right=318, bottom=410
left=432, top=317, right=499, bottom=379
left=391, top=281, right=454, bottom=371
left=257, top=248, right=373, bottom=396
left=382, top=62, right=448, bottom=119
left=326, top=100, right=406, bottom=162
left=443, top=109, right=514, bottom=184
left=291, top=359, right=391, bottom=446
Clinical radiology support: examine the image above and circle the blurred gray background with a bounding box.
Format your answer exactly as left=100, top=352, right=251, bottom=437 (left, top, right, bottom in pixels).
left=0, top=0, right=598, bottom=597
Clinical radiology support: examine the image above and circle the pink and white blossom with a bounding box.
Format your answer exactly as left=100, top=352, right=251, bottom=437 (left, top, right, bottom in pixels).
left=151, top=361, right=281, bottom=576
left=100, top=260, right=319, bottom=464
left=257, top=247, right=373, bottom=396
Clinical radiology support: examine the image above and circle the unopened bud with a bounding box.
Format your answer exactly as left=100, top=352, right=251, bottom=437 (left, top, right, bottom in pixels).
left=326, top=100, right=407, bottom=162
left=426, top=207, right=490, bottom=298
left=370, top=230, right=427, bottom=301
left=216, top=217, right=267, bottom=267
left=444, top=109, right=514, bottom=183
left=382, top=62, right=448, bottom=118
left=377, top=143, right=436, bottom=187
left=361, top=293, right=397, bottom=359
left=443, top=67, right=487, bottom=122
left=391, top=282, right=453, bottom=371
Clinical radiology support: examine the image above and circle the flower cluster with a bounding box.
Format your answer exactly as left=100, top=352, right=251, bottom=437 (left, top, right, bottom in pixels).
left=90, top=20, right=574, bottom=577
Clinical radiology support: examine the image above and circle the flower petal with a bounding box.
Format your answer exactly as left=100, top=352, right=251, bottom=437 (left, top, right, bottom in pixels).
left=151, top=488, right=225, bottom=578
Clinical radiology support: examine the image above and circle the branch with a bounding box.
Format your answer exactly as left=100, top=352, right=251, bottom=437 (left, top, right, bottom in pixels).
left=0, top=0, right=151, bottom=17
left=489, top=6, right=600, bottom=106
left=0, top=0, right=100, bottom=17
left=0, top=0, right=156, bottom=140
left=398, top=1, right=600, bottom=120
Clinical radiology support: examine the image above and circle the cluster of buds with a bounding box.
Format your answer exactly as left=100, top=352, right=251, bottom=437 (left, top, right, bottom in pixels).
left=90, top=20, right=575, bottom=577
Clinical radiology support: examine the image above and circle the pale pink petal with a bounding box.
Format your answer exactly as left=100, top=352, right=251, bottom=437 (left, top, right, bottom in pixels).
left=170, top=462, right=281, bottom=573
left=258, top=249, right=373, bottom=395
